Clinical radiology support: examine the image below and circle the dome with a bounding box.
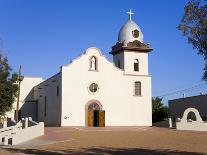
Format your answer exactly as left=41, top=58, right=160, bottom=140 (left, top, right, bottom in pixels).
left=118, top=20, right=143, bottom=44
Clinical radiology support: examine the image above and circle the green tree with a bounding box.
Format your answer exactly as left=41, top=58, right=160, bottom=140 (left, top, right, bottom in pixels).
left=152, top=97, right=168, bottom=123
left=0, top=54, right=18, bottom=119
left=178, top=0, right=207, bottom=80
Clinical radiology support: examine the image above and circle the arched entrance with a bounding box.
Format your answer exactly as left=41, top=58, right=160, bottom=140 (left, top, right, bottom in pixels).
left=85, top=100, right=105, bottom=127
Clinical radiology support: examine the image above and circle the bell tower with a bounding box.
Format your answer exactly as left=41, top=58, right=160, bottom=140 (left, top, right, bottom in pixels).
left=110, top=9, right=152, bottom=75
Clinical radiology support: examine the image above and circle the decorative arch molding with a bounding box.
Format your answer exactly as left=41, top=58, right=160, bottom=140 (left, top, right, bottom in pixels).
left=85, top=99, right=103, bottom=126
left=181, top=108, right=203, bottom=123
left=85, top=47, right=103, bottom=56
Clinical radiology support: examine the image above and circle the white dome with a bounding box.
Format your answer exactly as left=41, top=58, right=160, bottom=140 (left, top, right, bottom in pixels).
left=118, top=20, right=143, bottom=44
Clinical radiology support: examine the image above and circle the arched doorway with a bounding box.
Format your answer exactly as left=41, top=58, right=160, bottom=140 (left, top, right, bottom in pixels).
left=85, top=100, right=105, bottom=127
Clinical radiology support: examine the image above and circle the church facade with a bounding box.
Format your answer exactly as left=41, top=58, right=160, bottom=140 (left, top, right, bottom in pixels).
left=9, top=10, right=153, bottom=127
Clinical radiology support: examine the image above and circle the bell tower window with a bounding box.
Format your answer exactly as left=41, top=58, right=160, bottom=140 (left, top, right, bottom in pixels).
left=134, top=59, right=139, bottom=72
left=89, top=56, right=97, bottom=71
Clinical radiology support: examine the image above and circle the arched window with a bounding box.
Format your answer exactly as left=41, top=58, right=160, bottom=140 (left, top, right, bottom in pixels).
left=89, top=56, right=97, bottom=71
left=134, top=59, right=139, bottom=72
left=88, top=103, right=100, bottom=110
left=117, top=60, right=121, bottom=68
left=57, top=85, right=59, bottom=96
left=44, top=96, right=47, bottom=116
left=134, top=81, right=141, bottom=96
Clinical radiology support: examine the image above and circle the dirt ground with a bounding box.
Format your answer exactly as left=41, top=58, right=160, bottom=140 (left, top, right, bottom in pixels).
left=1, top=127, right=207, bottom=155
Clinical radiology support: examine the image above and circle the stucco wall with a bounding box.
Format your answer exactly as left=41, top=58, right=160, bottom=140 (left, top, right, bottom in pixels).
left=124, top=51, right=148, bottom=75
left=6, top=77, right=43, bottom=120
left=12, top=122, right=44, bottom=145
left=61, top=47, right=152, bottom=126
left=169, top=95, right=207, bottom=120
left=113, top=50, right=148, bottom=76
left=34, top=73, right=62, bottom=126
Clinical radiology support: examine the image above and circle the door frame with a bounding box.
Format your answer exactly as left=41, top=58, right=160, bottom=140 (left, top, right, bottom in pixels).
left=85, top=99, right=103, bottom=126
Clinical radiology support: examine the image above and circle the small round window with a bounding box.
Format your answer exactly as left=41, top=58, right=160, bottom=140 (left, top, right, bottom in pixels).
left=89, top=83, right=98, bottom=93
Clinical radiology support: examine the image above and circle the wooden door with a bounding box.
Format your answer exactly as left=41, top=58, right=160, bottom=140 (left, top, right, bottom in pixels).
left=94, top=110, right=99, bottom=127
left=99, top=110, right=105, bottom=127
left=88, top=109, right=94, bottom=127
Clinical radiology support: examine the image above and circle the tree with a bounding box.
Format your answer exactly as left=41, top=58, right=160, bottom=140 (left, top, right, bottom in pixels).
left=0, top=54, right=18, bottom=120
left=178, top=0, right=207, bottom=80
left=152, top=97, right=168, bottom=123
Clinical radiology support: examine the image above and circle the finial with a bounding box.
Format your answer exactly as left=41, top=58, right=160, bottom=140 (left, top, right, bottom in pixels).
left=127, top=9, right=134, bottom=20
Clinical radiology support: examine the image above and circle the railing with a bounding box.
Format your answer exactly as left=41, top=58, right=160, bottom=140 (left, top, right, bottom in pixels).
left=0, top=117, right=44, bottom=145
left=0, top=122, right=22, bottom=133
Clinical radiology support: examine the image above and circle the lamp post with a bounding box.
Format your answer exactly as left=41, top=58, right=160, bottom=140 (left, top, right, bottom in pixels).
left=15, top=65, right=24, bottom=123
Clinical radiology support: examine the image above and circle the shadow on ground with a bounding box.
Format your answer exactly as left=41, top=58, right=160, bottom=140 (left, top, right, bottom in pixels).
left=4, top=147, right=206, bottom=155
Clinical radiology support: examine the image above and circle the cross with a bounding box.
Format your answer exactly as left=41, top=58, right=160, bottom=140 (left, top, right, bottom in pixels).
left=127, top=9, right=134, bottom=20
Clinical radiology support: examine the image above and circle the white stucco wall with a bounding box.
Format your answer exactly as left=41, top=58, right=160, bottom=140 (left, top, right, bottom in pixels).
left=124, top=52, right=148, bottom=75
left=113, top=50, right=148, bottom=75
left=61, top=47, right=152, bottom=126
left=11, top=121, right=44, bottom=145
left=6, top=77, right=43, bottom=119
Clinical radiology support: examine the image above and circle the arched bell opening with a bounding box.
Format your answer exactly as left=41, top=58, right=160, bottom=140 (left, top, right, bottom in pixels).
left=187, top=111, right=197, bottom=121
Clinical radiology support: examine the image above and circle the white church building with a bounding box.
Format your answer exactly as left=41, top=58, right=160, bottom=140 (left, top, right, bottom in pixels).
left=9, top=10, right=153, bottom=127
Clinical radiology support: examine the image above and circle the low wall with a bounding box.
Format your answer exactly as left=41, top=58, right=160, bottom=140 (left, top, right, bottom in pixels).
left=0, top=122, right=22, bottom=142
left=12, top=122, right=44, bottom=145
left=176, top=121, right=207, bottom=131
left=174, top=108, right=207, bottom=132
left=0, top=118, right=44, bottom=145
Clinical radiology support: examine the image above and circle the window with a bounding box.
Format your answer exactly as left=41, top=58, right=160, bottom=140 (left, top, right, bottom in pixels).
left=134, top=81, right=141, bottom=96
left=89, top=83, right=98, bottom=93
left=88, top=103, right=100, bottom=110
left=44, top=96, right=47, bottom=117
left=57, top=85, right=59, bottom=96
left=117, top=60, right=121, bottom=68
left=134, top=59, right=139, bottom=72
left=36, top=100, right=38, bottom=118
left=89, top=56, right=97, bottom=71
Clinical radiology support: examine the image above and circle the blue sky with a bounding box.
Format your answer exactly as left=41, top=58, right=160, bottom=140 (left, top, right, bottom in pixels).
left=0, top=0, right=206, bottom=104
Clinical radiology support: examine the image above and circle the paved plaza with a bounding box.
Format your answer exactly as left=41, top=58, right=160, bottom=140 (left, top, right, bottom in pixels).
left=1, top=127, right=207, bottom=155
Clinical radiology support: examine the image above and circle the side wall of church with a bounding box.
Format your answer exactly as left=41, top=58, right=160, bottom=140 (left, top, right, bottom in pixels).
left=61, top=47, right=152, bottom=126
left=34, top=73, right=62, bottom=126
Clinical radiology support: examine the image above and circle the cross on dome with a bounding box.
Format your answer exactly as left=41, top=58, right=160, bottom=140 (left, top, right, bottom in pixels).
left=127, top=9, right=134, bottom=20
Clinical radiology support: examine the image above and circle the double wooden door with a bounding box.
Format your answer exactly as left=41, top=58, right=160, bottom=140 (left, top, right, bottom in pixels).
left=88, top=109, right=105, bottom=127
